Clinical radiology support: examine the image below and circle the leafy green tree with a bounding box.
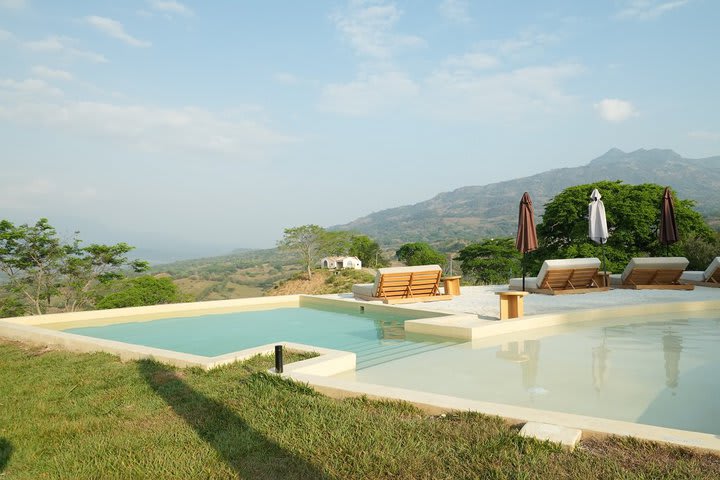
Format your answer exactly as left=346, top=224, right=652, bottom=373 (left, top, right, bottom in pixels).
left=96, top=276, right=187, bottom=309
left=0, top=218, right=67, bottom=315
left=457, top=238, right=521, bottom=285
left=349, top=235, right=389, bottom=268
left=59, top=239, right=149, bottom=312
left=534, top=181, right=715, bottom=273
left=395, top=242, right=446, bottom=267
left=278, top=225, right=340, bottom=279
left=322, top=231, right=354, bottom=257
left=0, top=218, right=149, bottom=315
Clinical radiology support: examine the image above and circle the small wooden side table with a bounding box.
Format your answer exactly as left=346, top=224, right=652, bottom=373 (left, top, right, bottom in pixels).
left=495, top=291, right=529, bottom=320
left=441, top=276, right=462, bottom=296
left=594, top=272, right=612, bottom=288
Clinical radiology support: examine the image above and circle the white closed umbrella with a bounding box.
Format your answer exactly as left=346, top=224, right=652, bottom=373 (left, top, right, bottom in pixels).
left=588, top=188, right=609, bottom=279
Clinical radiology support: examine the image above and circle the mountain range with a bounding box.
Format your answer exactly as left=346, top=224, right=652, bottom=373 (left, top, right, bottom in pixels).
left=332, top=148, right=720, bottom=247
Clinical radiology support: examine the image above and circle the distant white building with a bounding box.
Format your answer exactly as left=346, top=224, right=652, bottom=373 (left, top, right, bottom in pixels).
left=320, top=256, right=362, bottom=270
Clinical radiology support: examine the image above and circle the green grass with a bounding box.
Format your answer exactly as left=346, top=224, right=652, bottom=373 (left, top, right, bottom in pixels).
left=1, top=340, right=719, bottom=479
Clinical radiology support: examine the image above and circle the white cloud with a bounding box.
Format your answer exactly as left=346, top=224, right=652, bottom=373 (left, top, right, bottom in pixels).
left=0, top=28, right=15, bottom=41
left=320, top=71, right=419, bottom=115
left=273, top=73, right=300, bottom=85
left=594, top=98, right=638, bottom=122
left=439, top=0, right=471, bottom=24
left=331, top=1, right=424, bottom=59
left=424, top=63, right=584, bottom=120
left=31, top=65, right=73, bottom=81
left=0, top=178, right=98, bottom=209
left=0, top=0, right=26, bottom=9
left=24, top=36, right=108, bottom=63
left=0, top=94, right=295, bottom=158
left=84, top=16, right=151, bottom=47
left=688, top=130, right=720, bottom=141
left=320, top=62, right=583, bottom=119
left=497, top=31, right=559, bottom=55
left=150, top=0, right=193, bottom=16
left=616, top=0, right=690, bottom=20
left=444, top=52, right=499, bottom=70
left=0, top=77, right=63, bottom=97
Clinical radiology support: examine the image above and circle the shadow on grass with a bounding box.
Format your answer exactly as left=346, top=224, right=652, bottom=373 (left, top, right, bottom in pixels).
left=0, top=438, right=12, bottom=472
left=138, top=360, right=330, bottom=479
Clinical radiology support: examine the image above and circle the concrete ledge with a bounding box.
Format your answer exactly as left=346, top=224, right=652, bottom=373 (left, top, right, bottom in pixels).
left=519, top=422, right=582, bottom=451
left=285, top=371, right=720, bottom=454
left=405, top=299, right=720, bottom=341
left=0, top=321, right=355, bottom=374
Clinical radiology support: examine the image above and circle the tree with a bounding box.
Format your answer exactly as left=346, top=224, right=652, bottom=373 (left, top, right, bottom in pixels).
left=0, top=218, right=149, bottom=316
left=534, top=181, right=716, bottom=273
left=277, top=225, right=334, bottom=280
left=348, top=235, right=389, bottom=268
left=1, top=218, right=66, bottom=315
left=59, top=239, right=149, bottom=312
left=457, top=238, right=521, bottom=285
left=395, top=242, right=446, bottom=267
left=96, top=276, right=187, bottom=309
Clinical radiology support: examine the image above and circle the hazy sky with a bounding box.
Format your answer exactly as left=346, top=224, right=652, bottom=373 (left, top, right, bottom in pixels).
left=1, top=0, right=719, bottom=259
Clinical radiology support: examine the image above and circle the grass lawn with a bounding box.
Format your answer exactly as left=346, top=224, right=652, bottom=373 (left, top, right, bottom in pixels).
left=1, top=339, right=719, bottom=479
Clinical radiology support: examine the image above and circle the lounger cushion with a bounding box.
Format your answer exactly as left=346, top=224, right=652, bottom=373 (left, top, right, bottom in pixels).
left=356, top=265, right=443, bottom=297
left=703, top=257, right=720, bottom=280
left=609, top=274, right=623, bottom=286
left=535, top=258, right=601, bottom=287
left=620, top=257, right=689, bottom=283
left=509, top=276, right=538, bottom=289
left=680, top=271, right=705, bottom=282
left=509, top=258, right=601, bottom=289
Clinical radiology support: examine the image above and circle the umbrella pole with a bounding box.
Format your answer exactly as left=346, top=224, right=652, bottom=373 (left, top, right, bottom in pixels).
left=522, top=252, right=526, bottom=292
left=601, top=241, right=607, bottom=287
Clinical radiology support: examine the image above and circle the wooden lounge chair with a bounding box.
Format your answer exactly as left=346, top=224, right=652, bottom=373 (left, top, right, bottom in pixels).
left=351, top=265, right=453, bottom=304
left=609, top=257, right=694, bottom=290
left=680, top=257, right=720, bottom=288
left=509, top=258, right=608, bottom=295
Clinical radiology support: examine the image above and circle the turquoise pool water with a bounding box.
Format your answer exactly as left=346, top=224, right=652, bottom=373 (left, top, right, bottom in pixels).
left=335, top=310, right=720, bottom=435
left=64, top=304, right=457, bottom=369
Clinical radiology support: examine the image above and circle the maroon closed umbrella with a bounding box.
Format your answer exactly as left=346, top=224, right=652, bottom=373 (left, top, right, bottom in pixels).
left=659, top=186, right=679, bottom=256
left=516, top=192, right=539, bottom=291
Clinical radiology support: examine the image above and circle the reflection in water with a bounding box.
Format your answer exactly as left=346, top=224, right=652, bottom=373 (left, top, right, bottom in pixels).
left=496, top=340, right=542, bottom=397
left=592, top=330, right=610, bottom=393
left=373, top=318, right=405, bottom=340
left=663, top=330, right=683, bottom=391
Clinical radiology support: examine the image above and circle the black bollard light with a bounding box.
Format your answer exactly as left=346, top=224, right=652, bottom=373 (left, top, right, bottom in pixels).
left=275, top=345, right=283, bottom=373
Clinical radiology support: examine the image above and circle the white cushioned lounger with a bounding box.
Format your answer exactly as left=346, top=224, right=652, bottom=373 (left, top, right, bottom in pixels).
left=351, top=265, right=452, bottom=304
left=509, top=258, right=606, bottom=295
left=680, top=257, right=720, bottom=287
left=609, top=257, right=693, bottom=290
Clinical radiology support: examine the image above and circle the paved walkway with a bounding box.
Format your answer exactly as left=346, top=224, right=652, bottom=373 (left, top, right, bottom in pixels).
left=331, top=285, right=719, bottom=319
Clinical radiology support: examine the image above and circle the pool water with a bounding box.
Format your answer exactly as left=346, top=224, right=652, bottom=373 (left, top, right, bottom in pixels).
left=334, top=310, right=720, bottom=435
left=64, top=304, right=457, bottom=370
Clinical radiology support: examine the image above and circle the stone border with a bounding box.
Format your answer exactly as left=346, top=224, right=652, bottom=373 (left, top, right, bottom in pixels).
left=283, top=370, right=720, bottom=453
left=280, top=298, right=720, bottom=454
left=0, top=294, right=453, bottom=371
left=3, top=295, right=720, bottom=452
left=405, top=299, right=720, bottom=340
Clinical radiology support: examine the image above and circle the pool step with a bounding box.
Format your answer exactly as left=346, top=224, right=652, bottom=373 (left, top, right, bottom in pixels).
left=356, top=341, right=457, bottom=370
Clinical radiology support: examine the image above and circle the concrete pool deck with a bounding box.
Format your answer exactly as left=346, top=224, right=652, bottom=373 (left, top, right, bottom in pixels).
left=1, top=286, right=719, bottom=453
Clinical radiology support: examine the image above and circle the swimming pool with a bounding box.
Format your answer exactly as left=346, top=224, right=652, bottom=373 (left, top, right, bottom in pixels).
left=334, top=309, right=720, bottom=435
left=63, top=299, right=457, bottom=370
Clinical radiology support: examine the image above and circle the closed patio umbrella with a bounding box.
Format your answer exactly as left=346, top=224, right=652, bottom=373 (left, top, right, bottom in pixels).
left=588, top=188, right=609, bottom=283
left=515, top=192, right=538, bottom=291
left=659, top=186, right=679, bottom=256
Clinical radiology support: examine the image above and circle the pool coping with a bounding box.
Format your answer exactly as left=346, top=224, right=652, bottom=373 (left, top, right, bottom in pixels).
left=280, top=297, right=720, bottom=454
left=0, top=294, right=466, bottom=372
left=2, top=294, right=720, bottom=453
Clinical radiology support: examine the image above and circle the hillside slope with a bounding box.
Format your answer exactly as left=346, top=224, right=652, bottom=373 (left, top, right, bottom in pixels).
left=333, top=148, right=720, bottom=246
